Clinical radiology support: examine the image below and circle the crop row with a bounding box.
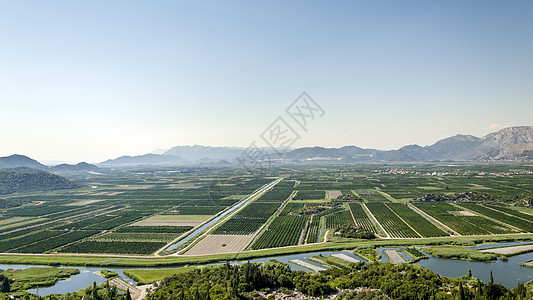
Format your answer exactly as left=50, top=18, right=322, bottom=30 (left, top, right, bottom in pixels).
left=115, top=226, right=192, bottom=234
left=354, top=189, right=389, bottom=203
left=348, top=203, right=377, bottom=233
left=168, top=206, right=225, bottom=215
left=456, top=203, right=532, bottom=232
left=0, top=230, right=63, bottom=252
left=14, top=230, right=100, bottom=253
left=251, top=215, right=309, bottom=249
left=294, top=190, right=325, bottom=200
left=386, top=203, right=448, bottom=237
left=486, top=204, right=533, bottom=222
left=366, top=203, right=419, bottom=238
left=324, top=210, right=354, bottom=230
left=213, top=202, right=282, bottom=235
left=60, top=241, right=166, bottom=255
left=257, top=189, right=293, bottom=202
left=93, top=232, right=177, bottom=242
left=414, top=203, right=492, bottom=235
left=305, top=215, right=321, bottom=243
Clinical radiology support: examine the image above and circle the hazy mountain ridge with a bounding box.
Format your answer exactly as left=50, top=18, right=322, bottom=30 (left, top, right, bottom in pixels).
left=0, top=154, right=48, bottom=170
left=2, top=126, right=532, bottom=167
left=287, top=126, right=533, bottom=162
left=99, top=154, right=187, bottom=166
left=0, top=155, right=99, bottom=173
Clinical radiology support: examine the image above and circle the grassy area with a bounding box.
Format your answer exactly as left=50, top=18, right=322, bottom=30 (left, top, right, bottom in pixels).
left=355, top=248, right=381, bottom=262
left=309, top=254, right=352, bottom=269
left=100, top=269, right=118, bottom=278
left=1, top=267, right=79, bottom=291
left=423, top=245, right=499, bottom=262
left=124, top=267, right=198, bottom=284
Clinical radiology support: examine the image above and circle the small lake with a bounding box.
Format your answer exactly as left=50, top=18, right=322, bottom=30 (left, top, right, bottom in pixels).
left=2, top=241, right=533, bottom=296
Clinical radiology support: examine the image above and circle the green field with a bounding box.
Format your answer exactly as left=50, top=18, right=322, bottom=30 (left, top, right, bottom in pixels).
left=0, top=163, right=532, bottom=259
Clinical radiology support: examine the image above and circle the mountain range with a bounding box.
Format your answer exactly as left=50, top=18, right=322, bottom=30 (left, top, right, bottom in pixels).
left=0, top=155, right=99, bottom=172
left=98, top=126, right=533, bottom=165
left=286, top=126, right=533, bottom=162
left=2, top=126, right=532, bottom=168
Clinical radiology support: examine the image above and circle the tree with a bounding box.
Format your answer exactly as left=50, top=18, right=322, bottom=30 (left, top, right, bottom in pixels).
left=125, top=289, right=131, bottom=300
left=0, top=277, right=10, bottom=293
left=456, top=284, right=465, bottom=300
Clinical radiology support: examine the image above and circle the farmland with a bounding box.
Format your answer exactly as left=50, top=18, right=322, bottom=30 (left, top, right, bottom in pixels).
left=0, top=163, right=532, bottom=261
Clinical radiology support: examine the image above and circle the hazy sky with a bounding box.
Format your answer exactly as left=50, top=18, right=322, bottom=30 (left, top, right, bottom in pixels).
left=1, top=1, right=532, bottom=163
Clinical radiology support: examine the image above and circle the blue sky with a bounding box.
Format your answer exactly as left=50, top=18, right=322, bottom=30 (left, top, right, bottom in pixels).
left=1, top=1, right=532, bottom=162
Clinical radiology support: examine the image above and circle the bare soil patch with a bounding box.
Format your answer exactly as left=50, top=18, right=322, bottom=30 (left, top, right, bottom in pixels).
left=166, top=183, right=202, bottom=189
left=480, top=244, right=533, bottom=255
left=67, top=199, right=104, bottom=206
left=184, top=234, right=255, bottom=255
left=327, top=190, right=342, bottom=199
left=384, top=250, right=406, bottom=263
left=449, top=210, right=477, bottom=217
left=331, top=253, right=360, bottom=263
left=132, top=215, right=210, bottom=227
left=289, top=259, right=327, bottom=272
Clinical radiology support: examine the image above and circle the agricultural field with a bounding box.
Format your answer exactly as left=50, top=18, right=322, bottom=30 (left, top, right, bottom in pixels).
left=386, top=203, right=448, bottom=237
left=365, top=203, right=420, bottom=238
left=1, top=163, right=533, bottom=257
left=184, top=234, right=255, bottom=255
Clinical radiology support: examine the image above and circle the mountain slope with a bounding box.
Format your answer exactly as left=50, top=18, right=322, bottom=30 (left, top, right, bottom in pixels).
left=164, top=145, right=246, bottom=161
left=99, top=154, right=188, bottom=166
left=283, top=126, right=533, bottom=162
left=50, top=162, right=100, bottom=172
left=0, top=168, right=77, bottom=195
left=0, top=154, right=47, bottom=170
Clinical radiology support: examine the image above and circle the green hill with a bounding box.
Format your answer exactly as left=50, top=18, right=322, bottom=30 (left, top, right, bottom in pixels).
left=0, top=168, right=77, bottom=195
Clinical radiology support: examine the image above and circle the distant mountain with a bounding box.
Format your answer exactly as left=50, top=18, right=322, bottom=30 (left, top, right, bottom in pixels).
left=0, top=154, right=47, bottom=170
left=283, top=126, right=533, bottom=162
left=476, top=126, right=533, bottom=161
left=99, top=154, right=188, bottom=166
left=164, top=145, right=246, bottom=161
left=0, top=168, right=77, bottom=195
left=51, top=162, right=99, bottom=172
left=150, top=148, right=169, bottom=155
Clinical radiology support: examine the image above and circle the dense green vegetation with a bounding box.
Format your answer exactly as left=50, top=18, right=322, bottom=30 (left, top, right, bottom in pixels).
left=366, top=203, right=419, bottom=238
left=414, top=202, right=494, bottom=235
left=349, top=203, right=378, bottom=232
left=251, top=215, right=308, bottom=249
left=387, top=203, right=448, bottom=237
left=1, top=163, right=533, bottom=261
left=213, top=202, right=282, bottom=235
left=335, top=224, right=375, bottom=239
left=324, top=210, right=354, bottom=229
left=60, top=241, right=166, bottom=255
left=0, top=169, right=76, bottom=195
left=423, top=245, right=499, bottom=262
left=146, top=261, right=529, bottom=299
